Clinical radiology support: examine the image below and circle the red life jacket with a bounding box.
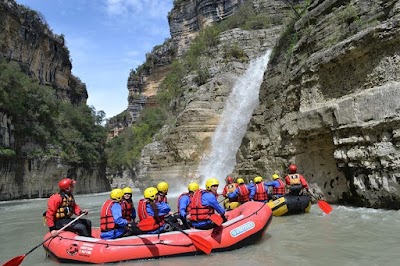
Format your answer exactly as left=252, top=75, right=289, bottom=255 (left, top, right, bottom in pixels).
left=254, top=183, right=268, bottom=201
left=189, top=190, right=215, bottom=221
left=137, top=199, right=163, bottom=230
left=273, top=179, right=286, bottom=195
left=100, top=199, right=117, bottom=232
left=177, top=192, right=192, bottom=214
left=121, top=199, right=133, bottom=222
left=238, top=184, right=250, bottom=203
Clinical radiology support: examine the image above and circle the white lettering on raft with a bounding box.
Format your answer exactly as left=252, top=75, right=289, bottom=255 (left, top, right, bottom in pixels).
left=230, top=221, right=255, bottom=237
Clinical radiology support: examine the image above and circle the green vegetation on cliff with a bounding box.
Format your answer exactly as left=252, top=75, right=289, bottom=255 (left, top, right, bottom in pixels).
left=105, top=1, right=276, bottom=172
left=0, top=59, right=107, bottom=165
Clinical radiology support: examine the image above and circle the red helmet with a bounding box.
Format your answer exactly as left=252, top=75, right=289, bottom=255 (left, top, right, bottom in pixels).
left=58, top=178, right=76, bottom=191
left=289, top=164, right=297, bottom=173
left=227, top=177, right=233, bottom=183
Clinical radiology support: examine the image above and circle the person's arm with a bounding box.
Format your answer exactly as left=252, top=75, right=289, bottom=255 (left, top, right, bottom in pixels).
left=300, top=175, right=309, bottom=189
left=265, top=180, right=278, bottom=187
left=228, top=187, right=239, bottom=199
left=248, top=184, right=255, bottom=200
left=285, top=175, right=290, bottom=185
left=111, top=203, right=128, bottom=227
left=222, top=186, right=228, bottom=197
left=179, top=195, right=190, bottom=217
left=203, top=193, right=225, bottom=215
left=46, top=194, right=61, bottom=230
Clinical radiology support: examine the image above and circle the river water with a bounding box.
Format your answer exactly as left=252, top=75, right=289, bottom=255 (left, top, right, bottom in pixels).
left=1, top=193, right=399, bottom=266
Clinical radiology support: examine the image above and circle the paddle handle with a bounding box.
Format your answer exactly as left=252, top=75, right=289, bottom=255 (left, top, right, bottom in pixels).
left=25, top=212, right=86, bottom=256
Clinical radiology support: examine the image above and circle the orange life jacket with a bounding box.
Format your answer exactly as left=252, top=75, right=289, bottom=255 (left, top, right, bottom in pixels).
left=55, top=192, right=75, bottom=219
left=238, top=184, right=250, bottom=203
left=100, top=199, right=117, bottom=232
left=189, top=190, right=215, bottom=221
left=121, top=199, right=133, bottom=222
left=288, top=174, right=301, bottom=185
left=254, top=183, right=268, bottom=201
left=273, top=179, right=286, bottom=195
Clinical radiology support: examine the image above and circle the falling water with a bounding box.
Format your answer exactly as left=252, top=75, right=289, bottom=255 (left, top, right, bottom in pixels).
left=197, top=50, right=271, bottom=184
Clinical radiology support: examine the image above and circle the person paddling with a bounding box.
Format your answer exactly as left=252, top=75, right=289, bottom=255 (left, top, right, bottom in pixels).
left=100, top=188, right=131, bottom=239
left=177, top=182, right=199, bottom=229
left=227, top=178, right=255, bottom=204
left=189, top=178, right=227, bottom=229
left=45, top=178, right=91, bottom=237
left=265, top=174, right=286, bottom=199
left=121, top=187, right=137, bottom=222
left=285, top=164, right=310, bottom=196
left=253, top=176, right=269, bottom=203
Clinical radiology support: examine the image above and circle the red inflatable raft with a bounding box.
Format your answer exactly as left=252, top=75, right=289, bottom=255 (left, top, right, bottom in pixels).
left=43, top=201, right=272, bottom=264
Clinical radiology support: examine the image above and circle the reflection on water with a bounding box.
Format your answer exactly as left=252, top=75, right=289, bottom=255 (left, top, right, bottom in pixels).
left=1, top=194, right=399, bottom=266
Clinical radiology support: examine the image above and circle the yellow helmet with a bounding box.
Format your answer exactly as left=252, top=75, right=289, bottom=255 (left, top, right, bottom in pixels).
left=205, top=178, right=219, bottom=190
left=237, top=178, right=245, bottom=184
left=188, top=182, right=199, bottom=192
left=272, top=174, right=280, bottom=180
left=254, top=176, right=263, bottom=183
left=122, top=187, right=133, bottom=194
left=144, top=187, right=158, bottom=200
left=157, top=181, right=169, bottom=193
left=110, top=188, right=124, bottom=201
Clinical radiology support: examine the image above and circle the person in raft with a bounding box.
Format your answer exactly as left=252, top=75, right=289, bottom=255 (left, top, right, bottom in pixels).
left=177, top=182, right=200, bottom=229
left=227, top=177, right=255, bottom=204
left=285, top=164, right=310, bottom=196
left=222, top=176, right=238, bottom=201
left=136, top=187, right=176, bottom=234
left=252, top=176, right=269, bottom=203
left=265, top=174, right=287, bottom=199
left=100, top=188, right=132, bottom=239
left=45, top=178, right=92, bottom=237
left=121, top=187, right=137, bottom=222
left=156, top=181, right=169, bottom=203
left=189, top=178, right=228, bottom=230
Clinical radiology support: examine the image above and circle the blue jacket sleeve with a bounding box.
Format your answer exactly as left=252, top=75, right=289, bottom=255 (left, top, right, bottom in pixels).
left=147, top=202, right=171, bottom=217
left=179, top=195, right=190, bottom=217
left=248, top=184, right=256, bottom=200
left=265, top=180, right=279, bottom=187
left=228, top=187, right=240, bottom=199
left=111, top=203, right=128, bottom=227
left=203, top=192, right=225, bottom=215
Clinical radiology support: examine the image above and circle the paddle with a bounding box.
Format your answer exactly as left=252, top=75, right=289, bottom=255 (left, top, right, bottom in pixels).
left=3, top=213, right=86, bottom=266
left=307, top=191, right=333, bottom=214
left=209, top=213, right=224, bottom=226
left=164, top=219, right=212, bottom=254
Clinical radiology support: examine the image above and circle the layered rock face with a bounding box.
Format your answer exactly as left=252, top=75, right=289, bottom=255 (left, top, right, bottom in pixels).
left=0, top=0, right=109, bottom=200
left=0, top=0, right=87, bottom=102
left=168, top=0, right=288, bottom=56
left=236, top=0, right=400, bottom=209
left=136, top=25, right=285, bottom=192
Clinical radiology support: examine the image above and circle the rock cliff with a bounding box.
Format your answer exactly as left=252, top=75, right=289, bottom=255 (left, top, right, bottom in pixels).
left=135, top=0, right=400, bottom=209
left=236, top=0, right=400, bottom=209
left=135, top=0, right=290, bottom=192
left=0, top=0, right=109, bottom=200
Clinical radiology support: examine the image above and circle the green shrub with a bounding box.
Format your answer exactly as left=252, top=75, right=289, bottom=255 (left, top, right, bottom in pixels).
left=0, top=59, right=107, bottom=165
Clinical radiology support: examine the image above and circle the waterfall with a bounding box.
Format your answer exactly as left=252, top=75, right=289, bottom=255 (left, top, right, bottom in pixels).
left=197, top=50, right=271, bottom=186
